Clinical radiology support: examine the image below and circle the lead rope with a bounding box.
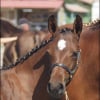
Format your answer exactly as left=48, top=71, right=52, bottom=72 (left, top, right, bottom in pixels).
left=65, top=91, right=69, bottom=100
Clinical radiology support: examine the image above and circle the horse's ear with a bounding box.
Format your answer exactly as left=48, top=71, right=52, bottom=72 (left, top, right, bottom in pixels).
left=48, top=15, right=57, bottom=36
left=73, top=15, right=83, bottom=38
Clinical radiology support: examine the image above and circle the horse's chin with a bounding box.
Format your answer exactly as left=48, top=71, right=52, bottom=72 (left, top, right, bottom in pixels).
left=49, top=93, right=64, bottom=99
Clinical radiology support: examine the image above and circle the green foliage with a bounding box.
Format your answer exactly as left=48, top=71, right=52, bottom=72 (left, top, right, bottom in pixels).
left=64, top=0, right=78, bottom=3
left=64, top=0, right=91, bottom=23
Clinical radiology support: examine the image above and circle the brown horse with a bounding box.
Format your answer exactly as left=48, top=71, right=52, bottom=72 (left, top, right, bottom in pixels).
left=0, top=19, right=35, bottom=65
left=67, top=19, right=100, bottom=100
left=47, top=17, right=100, bottom=99
left=32, top=30, right=49, bottom=47
left=46, top=15, right=82, bottom=99
left=0, top=15, right=82, bottom=100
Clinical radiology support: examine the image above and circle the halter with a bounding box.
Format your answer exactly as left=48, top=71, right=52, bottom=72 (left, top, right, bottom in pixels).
left=50, top=50, right=81, bottom=85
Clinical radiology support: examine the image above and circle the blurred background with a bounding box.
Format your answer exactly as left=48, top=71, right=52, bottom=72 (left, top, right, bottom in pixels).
left=1, top=0, right=99, bottom=29
left=0, top=0, right=99, bottom=67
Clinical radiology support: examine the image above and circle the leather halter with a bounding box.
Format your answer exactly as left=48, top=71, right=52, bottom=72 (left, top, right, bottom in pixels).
left=50, top=50, right=81, bottom=85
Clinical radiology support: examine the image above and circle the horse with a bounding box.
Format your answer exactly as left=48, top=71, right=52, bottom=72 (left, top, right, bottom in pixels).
left=46, top=15, right=83, bottom=99
left=46, top=17, right=100, bottom=99
left=32, top=29, right=49, bottom=47
left=0, top=15, right=82, bottom=100
left=0, top=19, right=35, bottom=65
left=66, top=19, right=100, bottom=100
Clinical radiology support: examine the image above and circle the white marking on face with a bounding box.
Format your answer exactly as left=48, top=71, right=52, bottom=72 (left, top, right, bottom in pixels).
left=57, top=39, right=67, bottom=50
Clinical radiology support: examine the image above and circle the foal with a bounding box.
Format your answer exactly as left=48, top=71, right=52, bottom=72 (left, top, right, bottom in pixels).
left=32, top=15, right=83, bottom=100
left=47, top=16, right=100, bottom=100
left=46, top=15, right=83, bottom=99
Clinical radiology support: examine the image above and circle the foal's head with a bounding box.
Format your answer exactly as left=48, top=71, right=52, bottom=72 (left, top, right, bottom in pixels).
left=47, top=15, right=83, bottom=98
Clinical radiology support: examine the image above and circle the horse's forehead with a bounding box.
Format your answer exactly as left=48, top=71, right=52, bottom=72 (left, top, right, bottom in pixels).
left=57, top=33, right=75, bottom=51
left=57, top=39, right=67, bottom=50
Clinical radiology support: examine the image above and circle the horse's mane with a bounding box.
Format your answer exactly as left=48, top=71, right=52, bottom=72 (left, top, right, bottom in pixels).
left=84, top=19, right=100, bottom=29
left=0, top=19, right=23, bottom=37
left=1, top=36, right=54, bottom=70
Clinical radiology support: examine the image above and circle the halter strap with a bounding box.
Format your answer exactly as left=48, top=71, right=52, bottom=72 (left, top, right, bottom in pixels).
left=50, top=50, right=81, bottom=85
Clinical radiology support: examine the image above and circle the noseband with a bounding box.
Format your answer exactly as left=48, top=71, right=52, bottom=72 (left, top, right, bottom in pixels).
left=51, top=50, right=81, bottom=85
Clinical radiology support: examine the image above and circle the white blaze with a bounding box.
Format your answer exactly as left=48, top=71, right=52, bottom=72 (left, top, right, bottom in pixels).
left=57, top=39, right=67, bottom=50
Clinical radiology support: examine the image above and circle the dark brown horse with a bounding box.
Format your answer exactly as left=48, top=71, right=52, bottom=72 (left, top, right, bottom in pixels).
left=0, top=19, right=35, bottom=65
left=0, top=15, right=82, bottom=100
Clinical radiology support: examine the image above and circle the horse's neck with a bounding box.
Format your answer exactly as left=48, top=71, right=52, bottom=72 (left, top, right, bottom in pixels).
left=80, top=29, right=99, bottom=83
left=80, top=51, right=99, bottom=90
left=2, top=42, right=52, bottom=98
left=16, top=52, right=50, bottom=95
left=15, top=43, right=50, bottom=72
left=67, top=30, right=99, bottom=100
left=67, top=54, right=99, bottom=100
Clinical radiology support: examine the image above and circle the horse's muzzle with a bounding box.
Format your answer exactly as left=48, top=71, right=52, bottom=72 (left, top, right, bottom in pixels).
left=47, top=82, right=65, bottom=98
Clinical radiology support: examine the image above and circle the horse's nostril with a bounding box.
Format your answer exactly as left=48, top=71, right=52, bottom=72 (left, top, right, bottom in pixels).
left=47, top=82, right=65, bottom=98
left=58, top=83, right=64, bottom=90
